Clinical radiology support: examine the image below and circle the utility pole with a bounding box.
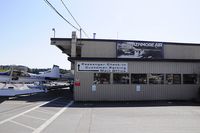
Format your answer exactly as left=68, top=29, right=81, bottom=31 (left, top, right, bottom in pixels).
left=80, top=28, right=82, bottom=39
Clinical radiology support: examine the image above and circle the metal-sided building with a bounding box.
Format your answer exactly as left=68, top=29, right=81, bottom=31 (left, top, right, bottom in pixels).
left=51, top=32, right=200, bottom=101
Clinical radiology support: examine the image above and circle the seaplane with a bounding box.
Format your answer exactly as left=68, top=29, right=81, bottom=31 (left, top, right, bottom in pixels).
left=0, top=65, right=60, bottom=84
left=0, top=65, right=61, bottom=96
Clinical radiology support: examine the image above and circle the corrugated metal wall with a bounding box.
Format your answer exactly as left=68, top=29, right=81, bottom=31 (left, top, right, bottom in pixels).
left=81, top=41, right=116, bottom=58
left=53, top=39, right=200, bottom=59
left=74, top=61, right=200, bottom=101
left=79, top=40, right=200, bottom=59
left=164, top=45, right=200, bottom=59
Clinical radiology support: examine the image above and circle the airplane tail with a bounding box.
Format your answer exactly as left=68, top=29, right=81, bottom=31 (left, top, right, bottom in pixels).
left=41, top=65, right=60, bottom=79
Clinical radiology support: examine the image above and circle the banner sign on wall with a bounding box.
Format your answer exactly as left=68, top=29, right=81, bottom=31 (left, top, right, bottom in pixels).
left=117, top=41, right=163, bottom=59
left=77, top=62, right=128, bottom=72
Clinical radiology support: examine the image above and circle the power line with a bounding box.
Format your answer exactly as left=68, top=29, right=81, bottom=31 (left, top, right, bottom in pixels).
left=60, top=0, right=81, bottom=28
left=60, top=0, right=90, bottom=38
left=43, top=0, right=80, bottom=31
left=81, top=29, right=90, bottom=38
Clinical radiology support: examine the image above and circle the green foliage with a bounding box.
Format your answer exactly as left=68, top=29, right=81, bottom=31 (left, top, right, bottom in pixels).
left=0, top=65, right=10, bottom=72
left=0, top=69, right=9, bottom=72
left=60, top=69, right=70, bottom=74
left=28, top=68, right=70, bottom=74
left=0, top=65, right=70, bottom=74
left=27, top=68, right=50, bottom=74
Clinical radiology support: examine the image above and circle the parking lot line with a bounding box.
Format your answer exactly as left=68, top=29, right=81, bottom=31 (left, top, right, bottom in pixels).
left=10, top=120, right=35, bottom=131
left=0, top=103, right=35, bottom=114
left=0, top=97, right=61, bottom=125
left=23, top=114, right=47, bottom=121
left=33, top=108, right=55, bottom=115
left=33, top=100, right=74, bottom=133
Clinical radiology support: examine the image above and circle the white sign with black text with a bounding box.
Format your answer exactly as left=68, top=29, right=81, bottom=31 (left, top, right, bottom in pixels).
left=136, top=85, right=141, bottom=92
left=92, top=84, right=96, bottom=92
left=77, top=62, right=128, bottom=72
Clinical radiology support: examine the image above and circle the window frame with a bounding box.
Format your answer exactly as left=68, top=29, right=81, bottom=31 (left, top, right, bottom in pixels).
left=149, top=73, right=164, bottom=84
left=183, top=74, right=198, bottom=84
left=113, top=73, right=130, bottom=84
left=94, top=73, right=111, bottom=84
left=173, top=74, right=181, bottom=84
left=131, top=73, right=147, bottom=84
left=166, top=74, right=181, bottom=84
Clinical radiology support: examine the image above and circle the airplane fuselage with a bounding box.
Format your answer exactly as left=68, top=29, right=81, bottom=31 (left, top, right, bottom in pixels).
left=0, top=65, right=60, bottom=84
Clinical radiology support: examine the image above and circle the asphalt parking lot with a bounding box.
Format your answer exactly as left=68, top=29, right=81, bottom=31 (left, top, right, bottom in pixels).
left=1, top=90, right=200, bottom=133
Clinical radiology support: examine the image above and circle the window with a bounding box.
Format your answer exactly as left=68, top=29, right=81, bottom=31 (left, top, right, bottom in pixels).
left=183, top=74, right=197, bottom=84
left=149, top=74, right=164, bottom=84
left=94, top=73, right=110, bottom=84
left=131, top=74, right=147, bottom=84
left=113, top=73, right=129, bottom=84
left=173, top=74, right=181, bottom=84
left=166, top=74, right=181, bottom=84
left=166, top=74, right=173, bottom=84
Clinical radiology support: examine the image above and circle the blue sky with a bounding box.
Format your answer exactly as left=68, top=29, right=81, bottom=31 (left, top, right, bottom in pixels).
left=1, top=0, right=200, bottom=69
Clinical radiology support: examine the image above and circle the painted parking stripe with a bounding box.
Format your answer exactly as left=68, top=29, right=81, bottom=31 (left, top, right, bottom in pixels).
left=23, top=114, right=47, bottom=121
left=0, top=103, right=36, bottom=114
left=33, top=100, right=74, bottom=133
left=10, top=120, right=35, bottom=131
left=0, top=97, right=61, bottom=125
left=33, top=108, right=55, bottom=115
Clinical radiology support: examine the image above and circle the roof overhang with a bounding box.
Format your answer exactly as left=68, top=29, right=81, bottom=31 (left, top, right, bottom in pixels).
left=68, top=57, right=200, bottom=63
left=51, top=38, right=72, bottom=56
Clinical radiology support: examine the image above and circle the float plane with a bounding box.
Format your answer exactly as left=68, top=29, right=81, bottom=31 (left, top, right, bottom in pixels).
left=0, top=65, right=60, bottom=84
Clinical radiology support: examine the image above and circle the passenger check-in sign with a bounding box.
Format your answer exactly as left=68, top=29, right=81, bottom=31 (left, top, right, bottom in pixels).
left=77, top=62, right=128, bottom=72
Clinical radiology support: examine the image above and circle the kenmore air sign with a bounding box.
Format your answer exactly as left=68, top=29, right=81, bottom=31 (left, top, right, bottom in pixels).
left=117, top=41, right=163, bottom=59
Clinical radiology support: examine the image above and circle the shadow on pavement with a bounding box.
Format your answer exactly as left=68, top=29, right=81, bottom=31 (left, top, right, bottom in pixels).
left=0, top=89, right=73, bottom=106
left=70, top=100, right=200, bottom=108
left=0, top=97, right=9, bottom=104
left=1, top=90, right=200, bottom=108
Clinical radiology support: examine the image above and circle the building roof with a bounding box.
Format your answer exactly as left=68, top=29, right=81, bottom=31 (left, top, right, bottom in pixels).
left=51, top=38, right=200, bottom=46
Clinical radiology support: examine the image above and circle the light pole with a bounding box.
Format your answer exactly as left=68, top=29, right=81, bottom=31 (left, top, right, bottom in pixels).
left=52, top=28, right=56, bottom=38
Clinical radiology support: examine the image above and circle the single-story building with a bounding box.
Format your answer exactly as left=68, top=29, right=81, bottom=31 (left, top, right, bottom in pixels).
left=51, top=32, right=200, bottom=101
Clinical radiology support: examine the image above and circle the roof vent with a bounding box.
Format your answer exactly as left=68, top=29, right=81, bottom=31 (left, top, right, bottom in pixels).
left=93, top=33, right=96, bottom=39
